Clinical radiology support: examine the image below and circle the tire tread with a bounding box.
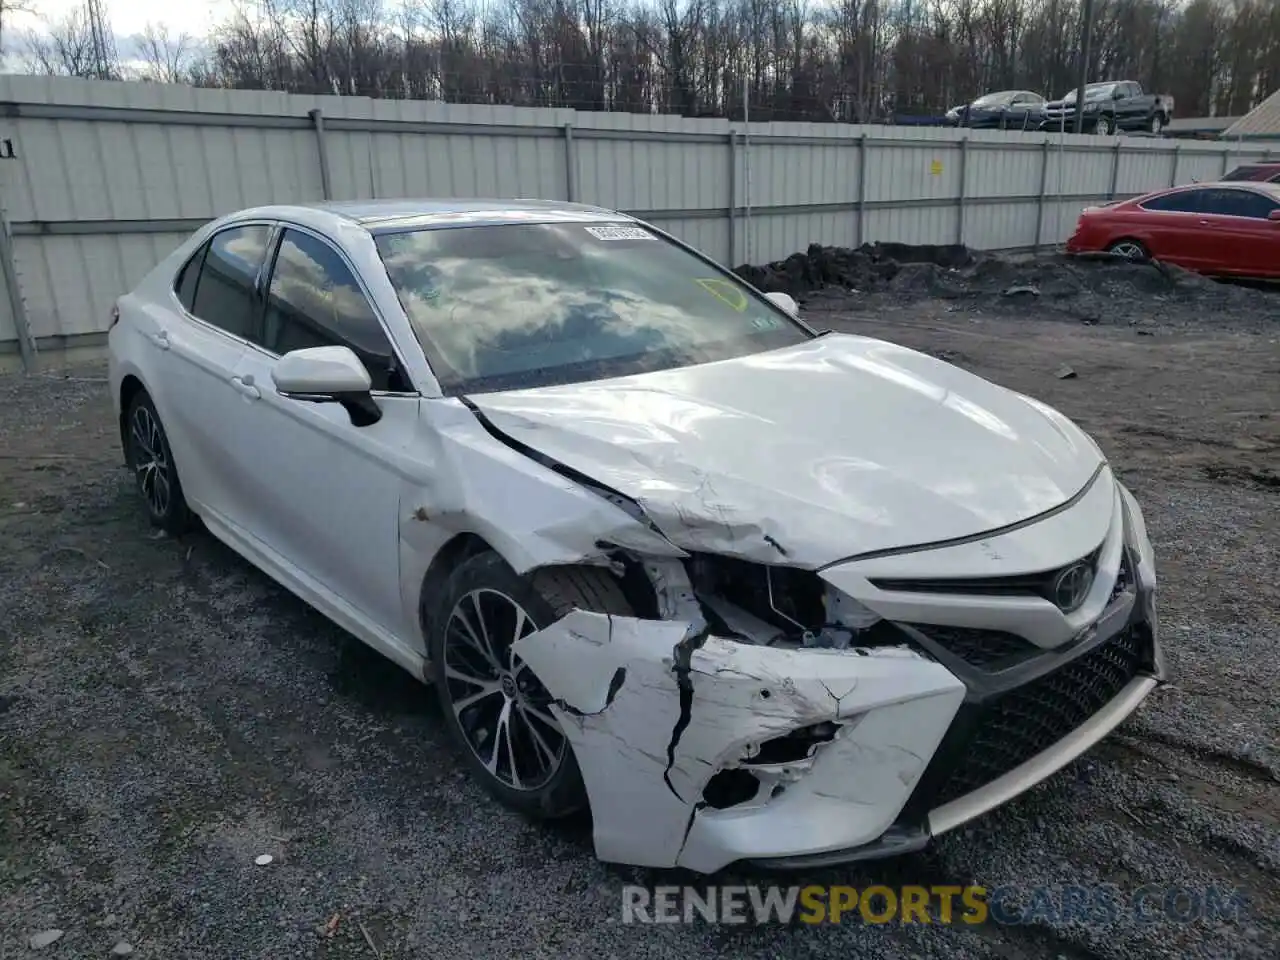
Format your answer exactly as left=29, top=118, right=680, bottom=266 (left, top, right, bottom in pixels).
left=532, top=564, right=633, bottom=618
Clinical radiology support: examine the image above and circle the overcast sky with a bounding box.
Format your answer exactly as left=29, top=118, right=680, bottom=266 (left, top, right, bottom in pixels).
left=9, top=0, right=226, bottom=44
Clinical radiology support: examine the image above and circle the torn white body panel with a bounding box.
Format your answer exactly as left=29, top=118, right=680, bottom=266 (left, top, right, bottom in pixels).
left=469, top=334, right=1105, bottom=567
left=511, top=611, right=964, bottom=873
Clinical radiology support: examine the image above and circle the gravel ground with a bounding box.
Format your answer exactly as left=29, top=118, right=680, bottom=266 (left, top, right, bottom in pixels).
left=1, top=263, right=1277, bottom=959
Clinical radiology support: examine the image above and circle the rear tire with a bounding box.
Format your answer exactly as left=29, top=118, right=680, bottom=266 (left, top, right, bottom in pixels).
left=426, top=551, right=634, bottom=819
left=1107, top=239, right=1150, bottom=262
left=123, top=391, right=193, bottom=536
left=1148, top=113, right=1165, bottom=135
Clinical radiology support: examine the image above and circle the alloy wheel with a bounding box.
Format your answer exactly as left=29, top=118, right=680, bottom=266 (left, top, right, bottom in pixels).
left=442, top=588, right=567, bottom=791
left=130, top=404, right=171, bottom=518
left=1109, top=241, right=1147, bottom=261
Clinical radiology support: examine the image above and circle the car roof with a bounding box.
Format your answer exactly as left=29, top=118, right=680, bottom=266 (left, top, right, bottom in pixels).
left=222, top=198, right=631, bottom=235
left=1152, top=180, right=1280, bottom=198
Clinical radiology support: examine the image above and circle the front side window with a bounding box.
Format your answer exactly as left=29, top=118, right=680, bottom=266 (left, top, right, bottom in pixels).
left=189, top=224, right=272, bottom=340
left=264, top=229, right=411, bottom=392
left=373, top=221, right=812, bottom=395
left=972, top=92, right=1014, bottom=108
left=1199, top=188, right=1279, bottom=219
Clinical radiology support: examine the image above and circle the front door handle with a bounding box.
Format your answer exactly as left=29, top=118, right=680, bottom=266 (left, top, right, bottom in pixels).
left=230, top=375, right=260, bottom=400
left=148, top=330, right=170, bottom=350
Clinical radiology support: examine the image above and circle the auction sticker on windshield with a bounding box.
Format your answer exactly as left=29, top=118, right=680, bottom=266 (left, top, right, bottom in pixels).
left=584, top=225, right=654, bottom=241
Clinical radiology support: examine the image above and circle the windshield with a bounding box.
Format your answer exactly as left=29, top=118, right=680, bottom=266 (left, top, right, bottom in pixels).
left=373, top=221, right=811, bottom=394
left=1064, top=84, right=1116, bottom=103
left=972, top=92, right=1014, bottom=107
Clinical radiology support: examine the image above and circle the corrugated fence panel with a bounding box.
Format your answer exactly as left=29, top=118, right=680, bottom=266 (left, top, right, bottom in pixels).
left=649, top=216, right=732, bottom=265
left=13, top=231, right=192, bottom=339
left=864, top=204, right=960, bottom=247
left=0, top=75, right=1273, bottom=362
left=964, top=202, right=1041, bottom=250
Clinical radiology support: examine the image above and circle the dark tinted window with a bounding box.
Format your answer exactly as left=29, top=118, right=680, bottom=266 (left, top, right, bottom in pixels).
left=263, top=229, right=411, bottom=393
left=1199, top=188, right=1278, bottom=219
left=174, top=244, right=207, bottom=312
left=373, top=221, right=811, bottom=395
left=1139, top=190, right=1202, bottom=213
left=1222, top=164, right=1280, bottom=183
left=189, top=225, right=272, bottom=340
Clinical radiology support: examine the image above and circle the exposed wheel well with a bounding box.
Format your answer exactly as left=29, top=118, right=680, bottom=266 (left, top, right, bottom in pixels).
left=416, top=533, right=660, bottom=642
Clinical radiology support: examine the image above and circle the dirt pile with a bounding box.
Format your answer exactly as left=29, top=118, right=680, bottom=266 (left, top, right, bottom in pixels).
left=732, top=242, right=1266, bottom=325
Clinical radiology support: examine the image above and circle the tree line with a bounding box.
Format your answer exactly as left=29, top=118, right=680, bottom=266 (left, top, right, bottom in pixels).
left=15, top=0, right=1277, bottom=123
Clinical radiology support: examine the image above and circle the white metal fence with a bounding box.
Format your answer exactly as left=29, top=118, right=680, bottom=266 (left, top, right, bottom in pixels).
left=0, top=75, right=1275, bottom=369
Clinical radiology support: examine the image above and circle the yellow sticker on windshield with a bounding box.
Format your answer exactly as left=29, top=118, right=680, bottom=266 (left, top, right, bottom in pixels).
left=696, top=278, right=749, bottom=312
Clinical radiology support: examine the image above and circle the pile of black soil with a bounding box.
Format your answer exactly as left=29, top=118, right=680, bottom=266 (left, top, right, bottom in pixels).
left=732, top=242, right=1272, bottom=328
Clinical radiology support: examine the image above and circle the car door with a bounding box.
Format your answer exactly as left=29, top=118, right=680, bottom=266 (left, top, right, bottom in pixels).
left=1134, top=189, right=1207, bottom=266
left=1195, top=188, right=1279, bottom=276
left=159, top=222, right=274, bottom=524
left=227, top=225, right=420, bottom=639
left=1010, top=93, right=1040, bottom=129
left=1118, top=82, right=1143, bottom=128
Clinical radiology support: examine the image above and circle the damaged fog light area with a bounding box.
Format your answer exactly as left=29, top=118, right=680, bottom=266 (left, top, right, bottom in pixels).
left=683, top=553, right=887, bottom=649
left=702, top=721, right=844, bottom=809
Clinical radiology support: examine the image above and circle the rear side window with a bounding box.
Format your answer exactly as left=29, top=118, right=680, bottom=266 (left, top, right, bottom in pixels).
left=1222, top=165, right=1280, bottom=182
left=1139, top=190, right=1202, bottom=213
left=1222, top=166, right=1259, bottom=182
left=263, top=228, right=411, bottom=392
left=174, top=245, right=207, bottom=311
left=189, top=224, right=273, bottom=340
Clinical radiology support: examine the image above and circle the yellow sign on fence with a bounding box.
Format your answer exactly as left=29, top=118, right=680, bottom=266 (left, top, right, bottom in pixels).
left=930, top=159, right=944, bottom=176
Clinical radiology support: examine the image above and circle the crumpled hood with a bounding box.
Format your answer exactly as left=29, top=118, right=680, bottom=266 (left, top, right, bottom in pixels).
left=469, top=334, right=1106, bottom=568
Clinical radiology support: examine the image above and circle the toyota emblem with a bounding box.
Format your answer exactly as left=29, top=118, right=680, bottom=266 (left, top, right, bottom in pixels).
left=1052, top=561, right=1095, bottom=612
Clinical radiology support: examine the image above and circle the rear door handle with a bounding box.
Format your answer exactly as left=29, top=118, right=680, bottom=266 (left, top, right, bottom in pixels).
left=148, top=330, right=170, bottom=350
left=230, top=375, right=260, bottom=400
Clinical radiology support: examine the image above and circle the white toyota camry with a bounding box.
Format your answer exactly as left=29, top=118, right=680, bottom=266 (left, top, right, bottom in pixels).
left=108, top=199, right=1164, bottom=873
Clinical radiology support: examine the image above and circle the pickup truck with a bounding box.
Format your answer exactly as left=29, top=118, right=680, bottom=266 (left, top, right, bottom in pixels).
left=1040, top=81, right=1175, bottom=135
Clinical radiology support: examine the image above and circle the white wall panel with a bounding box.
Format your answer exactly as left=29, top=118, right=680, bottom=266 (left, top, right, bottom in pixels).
left=0, top=76, right=1267, bottom=356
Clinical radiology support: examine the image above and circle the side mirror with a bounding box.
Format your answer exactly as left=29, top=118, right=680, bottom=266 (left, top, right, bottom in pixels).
left=1268, top=210, right=1280, bottom=222
left=1113, top=89, right=1125, bottom=100
left=765, top=290, right=800, bottom=317
left=271, top=345, right=382, bottom=426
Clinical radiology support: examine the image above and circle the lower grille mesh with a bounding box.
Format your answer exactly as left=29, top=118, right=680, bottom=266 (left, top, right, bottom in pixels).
left=922, top=626, right=1151, bottom=809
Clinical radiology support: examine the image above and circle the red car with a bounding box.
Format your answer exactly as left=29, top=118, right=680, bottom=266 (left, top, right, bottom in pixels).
left=1066, top=181, right=1280, bottom=279
left=1222, top=162, right=1280, bottom=183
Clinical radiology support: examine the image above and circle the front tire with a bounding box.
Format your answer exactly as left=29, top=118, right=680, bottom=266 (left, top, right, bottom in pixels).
left=426, top=551, right=635, bottom=819
left=123, top=391, right=193, bottom=535
left=1095, top=115, right=1115, bottom=136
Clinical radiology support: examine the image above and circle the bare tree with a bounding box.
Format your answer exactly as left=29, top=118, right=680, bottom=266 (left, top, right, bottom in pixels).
left=135, top=22, right=195, bottom=83
left=23, top=10, right=99, bottom=77
left=30, top=0, right=1263, bottom=122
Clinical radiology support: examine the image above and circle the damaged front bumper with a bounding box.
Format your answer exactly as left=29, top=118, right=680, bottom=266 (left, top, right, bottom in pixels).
left=510, top=513, right=1163, bottom=876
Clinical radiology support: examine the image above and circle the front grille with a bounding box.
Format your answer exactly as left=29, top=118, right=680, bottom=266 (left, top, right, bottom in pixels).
left=871, top=546, right=1102, bottom=613
left=907, top=625, right=1032, bottom=669
left=911, top=625, right=1152, bottom=810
